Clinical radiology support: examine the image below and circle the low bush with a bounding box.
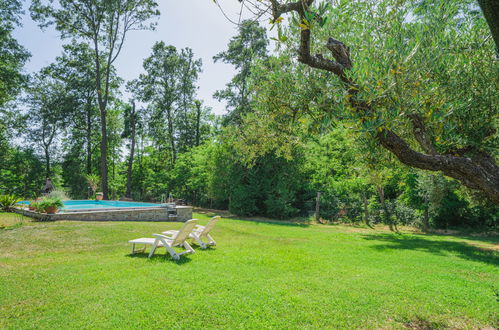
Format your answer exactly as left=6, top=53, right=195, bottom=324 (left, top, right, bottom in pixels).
left=46, top=189, right=69, bottom=200
left=0, top=194, right=21, bottom=211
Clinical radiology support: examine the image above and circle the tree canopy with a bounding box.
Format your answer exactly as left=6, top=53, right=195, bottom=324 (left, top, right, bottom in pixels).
left=0, top=0, right=496, bottom=230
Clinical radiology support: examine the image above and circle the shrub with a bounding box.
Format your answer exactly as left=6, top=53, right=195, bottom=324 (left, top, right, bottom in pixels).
left=264, top=191, right=300, bottom=219
left=46, top=189, right=69, bottom=200
left=0, top=194, right=21, bottom=211
left=35, top=197, right=64, bottom=213
left=390, top=200, right=422, bottom=226
left=229, top=185, right=259, bottom=216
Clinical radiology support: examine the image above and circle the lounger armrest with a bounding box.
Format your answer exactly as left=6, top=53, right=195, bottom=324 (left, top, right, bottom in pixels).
left=194, top=224, right=205, bottom=230
left=152, top=234, right=170, bottom=239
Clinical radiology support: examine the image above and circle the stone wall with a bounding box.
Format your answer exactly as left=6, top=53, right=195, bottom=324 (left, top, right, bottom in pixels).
left=14, top=206, right=193, bottom=222
left=175, top=206, right=193, bottom=222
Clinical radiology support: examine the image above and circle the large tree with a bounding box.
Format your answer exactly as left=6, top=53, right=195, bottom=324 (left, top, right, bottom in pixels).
left=0, top=0, right=30, bottom=107
left=213, top=19, right=268, bottom=125
left=227, top=0, right=499, bottom=204
left=49, top=42, right=100, bottom=176
left=176, top=48, right=203, bottom=152
left=132, top=42, right=202, bottom=165
left=31, top=0, right=159, bottom=199
left=25, top=69, right=72, bottom=178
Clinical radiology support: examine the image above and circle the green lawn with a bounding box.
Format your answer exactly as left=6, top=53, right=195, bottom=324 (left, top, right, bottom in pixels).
left=0, top=211, right=31, bottom=228
left=0, top=212, right=497, bottom=328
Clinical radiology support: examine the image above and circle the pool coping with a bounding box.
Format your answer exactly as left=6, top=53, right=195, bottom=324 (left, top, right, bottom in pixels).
left=61, top=205, right=166, bottom=213
left=13, top=205, right=193, bottom=222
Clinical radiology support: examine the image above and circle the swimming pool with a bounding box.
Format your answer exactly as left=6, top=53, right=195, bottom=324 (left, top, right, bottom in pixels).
left=62, top=200, right=162, bottom=211
left=15, top=200, right=191, bottom=222
left=17, top=200, right=165, bottom=212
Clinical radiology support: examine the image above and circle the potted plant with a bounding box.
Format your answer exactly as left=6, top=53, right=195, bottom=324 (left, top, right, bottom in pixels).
left=36, top=197, right=64, bottom=214
left=30, top=201, right=40, bottom=211
left=29, top=198, right=41, bottom=210
left=96, top=192, right=104, bottom=201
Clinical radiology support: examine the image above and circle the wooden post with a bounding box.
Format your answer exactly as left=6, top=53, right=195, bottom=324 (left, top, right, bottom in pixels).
left=315, top=191, right=321, bottom=223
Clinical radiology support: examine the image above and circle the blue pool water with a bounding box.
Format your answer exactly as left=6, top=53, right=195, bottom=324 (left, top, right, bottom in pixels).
left=62, top=200, right=161, bottom=210
left=18, top=200, right=161, bottom=211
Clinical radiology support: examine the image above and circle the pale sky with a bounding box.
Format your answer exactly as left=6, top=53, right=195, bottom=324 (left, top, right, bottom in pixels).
left=13, top=0, right=274, bottom=115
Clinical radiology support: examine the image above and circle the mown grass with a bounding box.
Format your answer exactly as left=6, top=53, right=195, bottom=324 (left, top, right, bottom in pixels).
left=0, top=212, right=497, bottom=328
left=0, top=211, right=30, bottom=228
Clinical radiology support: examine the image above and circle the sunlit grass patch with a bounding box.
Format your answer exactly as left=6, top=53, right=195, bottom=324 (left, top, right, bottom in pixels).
left=0, top=213, right=497, bottom=328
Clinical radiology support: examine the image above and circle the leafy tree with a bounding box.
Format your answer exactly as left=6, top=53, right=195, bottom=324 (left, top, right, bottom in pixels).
left=0, top=0, right=30, bottom=107
left=228, top=0, right=498, bottom=204
left=213, top=20, right=268, bottom=125
left=55, top=43, right=100, bottom=173
left=31, top=0, right=160, bottom=199
left=0, top=147, right=45, bottom=198
left=133, top=43, right=180, bottom=165
left=25, top=70, right=72, bottom=178
left=176, top=48, right=203, bottom=151
left=132, top=42, right=203, bottom=164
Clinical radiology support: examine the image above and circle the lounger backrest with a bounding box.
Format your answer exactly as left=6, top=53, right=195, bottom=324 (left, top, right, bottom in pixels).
left=201, top=216, right=221, bottom=235
left=172, top=219, right=198, bottom=245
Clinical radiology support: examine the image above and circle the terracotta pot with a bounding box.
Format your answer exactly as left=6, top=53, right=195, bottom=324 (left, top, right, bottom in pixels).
left=96, top=193, right=104, bottom=201
left=45, top=206, right=59, bottom=214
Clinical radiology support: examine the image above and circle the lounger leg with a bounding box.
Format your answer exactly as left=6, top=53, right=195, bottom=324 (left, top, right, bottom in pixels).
left=206, top=234, right=216, bottom=246
left=194, top=235, right=207, bottom=249
left=131, top=243, right=135, bottom=255
left=165, top=245, right=179, bottom=260
left=148, top=240, right=159, bottom=258
left=183, top=241, right=195, bottom=254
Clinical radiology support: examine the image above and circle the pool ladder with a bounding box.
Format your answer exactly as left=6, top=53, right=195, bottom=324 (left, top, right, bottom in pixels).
left=161, top=194, right=177, bottom=220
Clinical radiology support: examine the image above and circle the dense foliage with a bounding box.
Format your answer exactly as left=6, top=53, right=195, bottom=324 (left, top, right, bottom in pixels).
left=0, top=1, right=497, bottom=230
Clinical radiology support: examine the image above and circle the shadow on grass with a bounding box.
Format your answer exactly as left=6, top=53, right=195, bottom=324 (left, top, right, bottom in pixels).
left=399, top=315, right=448, bottom=329
left=190, top=245, right=218, bottom=253
left=194, top=208, right=310, bottom=227
left=361, top=233, right=498, bottom=266
left=126, top=253, right=193, bottom=265
left=250, top=220, right=310, bottom=228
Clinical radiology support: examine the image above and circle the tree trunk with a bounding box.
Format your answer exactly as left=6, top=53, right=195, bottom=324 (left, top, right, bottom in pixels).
left=166, top=105, right=176, bottom=165
left=377, top=185, right=393, bottom=231
left=478, top=0, right=499, bottom=53
left=86, top=100, right=92, bottom=175
left=44, top=147, right=50, bottom=179
left=423, top=205, right=430, bottom=232
left=363, top=191, right=372, bottom=228
left=99, top=108, right=109, bottom=199
left=126, top=102, right=136, bottom=198
left=92, top=34, right=111, bottom=200
left=315, top=191, right=321, bottom=223
left=195, top=101, right=201, bottom=146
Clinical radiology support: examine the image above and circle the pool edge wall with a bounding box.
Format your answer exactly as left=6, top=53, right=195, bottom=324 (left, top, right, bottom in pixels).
left=14, top=206, right=192, bottom=222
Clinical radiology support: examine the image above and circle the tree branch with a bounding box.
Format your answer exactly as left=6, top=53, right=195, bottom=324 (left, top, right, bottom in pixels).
left=265, top=0, right=499, bottom=203
left=408, top=114, right=437, bottom=155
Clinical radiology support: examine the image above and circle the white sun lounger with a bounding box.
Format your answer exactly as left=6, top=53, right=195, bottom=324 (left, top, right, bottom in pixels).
left=162, top=216, right=221, bottom=249
left=129, top=219, right=198, bottom=260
